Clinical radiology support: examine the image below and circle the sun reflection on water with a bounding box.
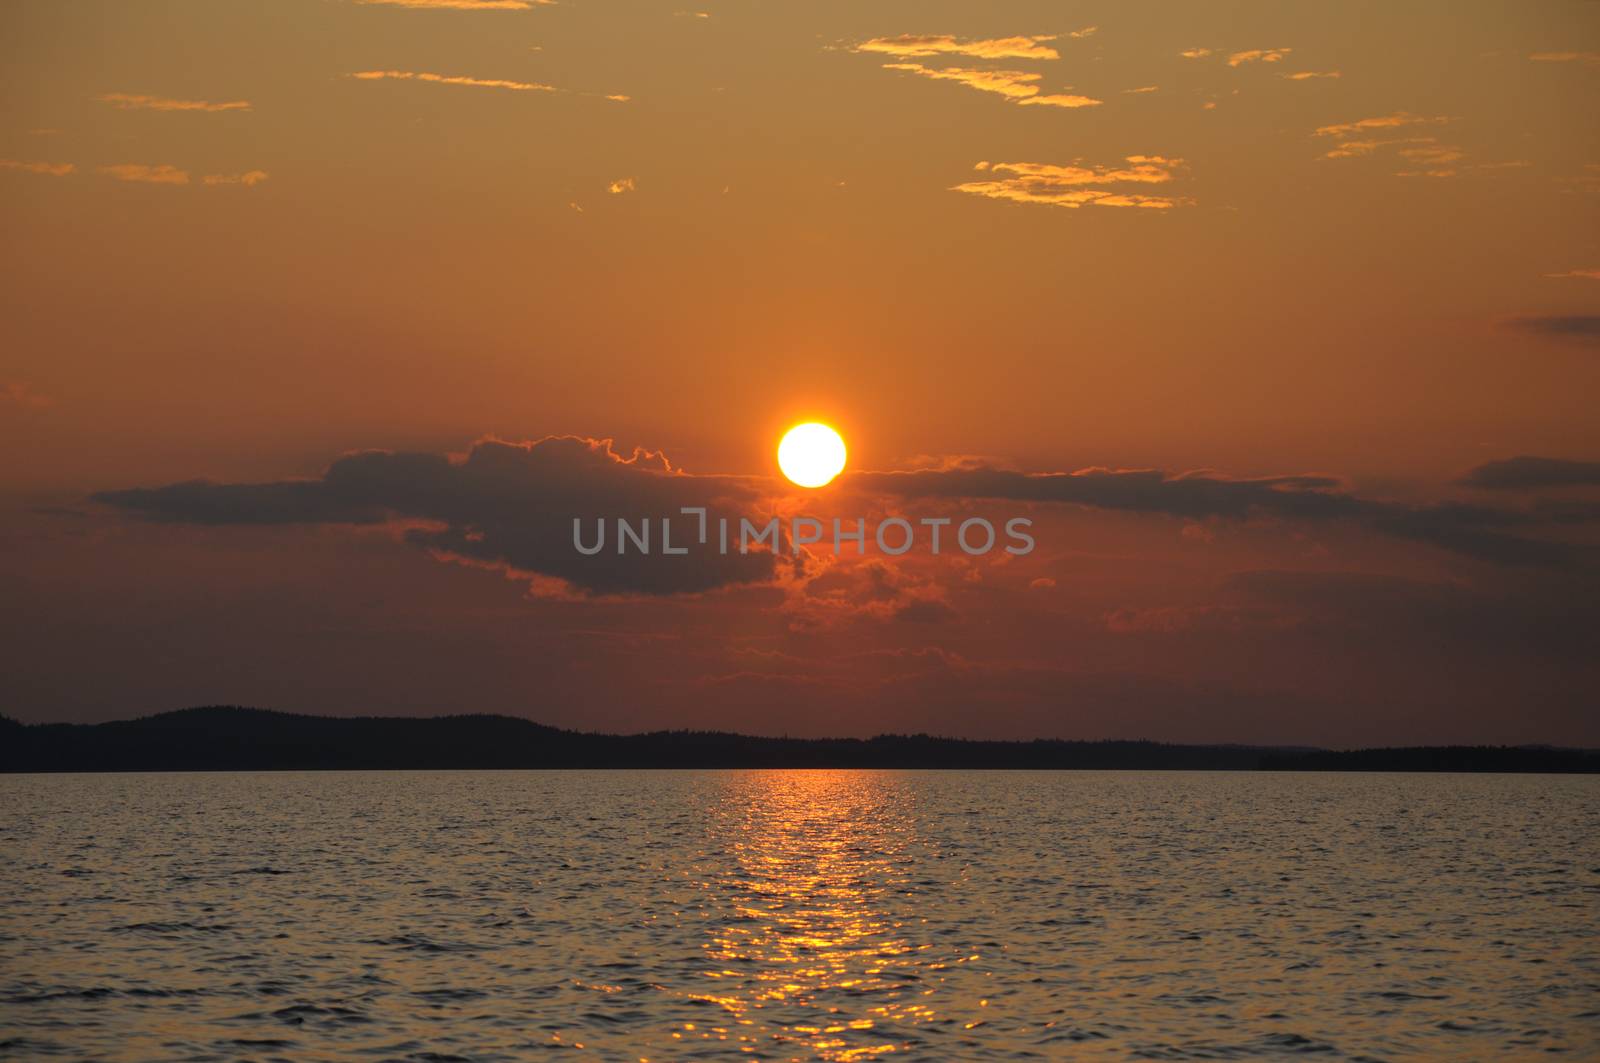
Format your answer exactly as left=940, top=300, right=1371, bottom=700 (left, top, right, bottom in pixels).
left=673, top=770, right=979, bottom=1061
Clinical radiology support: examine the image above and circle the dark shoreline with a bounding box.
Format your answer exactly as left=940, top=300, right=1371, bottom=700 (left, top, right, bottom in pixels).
left=3, top=707, right=1595, bottom=774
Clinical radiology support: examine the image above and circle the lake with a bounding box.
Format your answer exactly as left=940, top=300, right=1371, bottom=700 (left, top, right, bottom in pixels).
left=2, top=771, right=1597, bottom=1060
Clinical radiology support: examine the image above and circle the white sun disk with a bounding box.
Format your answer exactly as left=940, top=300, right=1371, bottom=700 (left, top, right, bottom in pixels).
left=777, top=423, right=847, bottom=488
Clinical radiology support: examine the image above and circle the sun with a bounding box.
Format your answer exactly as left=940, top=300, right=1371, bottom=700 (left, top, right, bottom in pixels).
left=777, top=422, right=847, bottom=488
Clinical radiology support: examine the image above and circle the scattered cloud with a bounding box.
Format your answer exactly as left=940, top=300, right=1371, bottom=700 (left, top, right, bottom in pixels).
left=881, top=63, right=1101, bottom=108
left=349, top=70, right=558, bottom=92
left=1314, top=113, right=1465, bottom=171
left=1282, top=71, right=1340, bottom=80
left=96, top=93, right=250, bottom=113
left=93, top=436, right=1600, bottom=622
left=1460, top=456, right=1600, bottom=490
left=1228, top=48, right=1292, bottom=67
left=1528, top=51, right=1600, bottom=66
left=95, top=437, right=777, bottom=597
left=952, top=157, right=1189, bottom=210
left=354, top=0, right=549, bottom=9
left=854, top=34, right=1063, bottom=61
left=1067, top=26, right=1097, bottom=39
left=1180, top=48, right=1213, bottom=59
left=202, top=170, right=269, bottom=187
left=99, top=163, right=189, bottom=185
left=0, top=159, right=74, bottom=177
left=1503, top=315, right=1600, bottom=342
left=849, top=463, right=1598, bottom=568
left=607, top=176, right=635, bottom=194
left=1123, top=85, right=1159, bottom=94
left=1545, top=268, right=1600, bottom=280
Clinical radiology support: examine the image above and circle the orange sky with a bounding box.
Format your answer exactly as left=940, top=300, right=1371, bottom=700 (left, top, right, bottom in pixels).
left=2, top=1, right=1598, bottom=743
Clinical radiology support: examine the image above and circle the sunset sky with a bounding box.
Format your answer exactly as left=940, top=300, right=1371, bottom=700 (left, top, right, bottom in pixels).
left=3, top=0, right=1598, bottom=745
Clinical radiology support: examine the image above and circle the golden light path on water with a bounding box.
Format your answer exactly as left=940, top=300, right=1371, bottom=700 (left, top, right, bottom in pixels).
left=669, top=771, right=987, bottom=1061
left=4, top=773, right=1598, bottom=1058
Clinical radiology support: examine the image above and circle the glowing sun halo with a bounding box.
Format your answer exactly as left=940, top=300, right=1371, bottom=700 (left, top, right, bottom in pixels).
left=777, top=422, right=847, bottom=488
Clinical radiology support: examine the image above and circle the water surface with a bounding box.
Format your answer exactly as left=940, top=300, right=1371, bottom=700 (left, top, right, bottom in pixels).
left=2, top=771, right=1597, bottom=1060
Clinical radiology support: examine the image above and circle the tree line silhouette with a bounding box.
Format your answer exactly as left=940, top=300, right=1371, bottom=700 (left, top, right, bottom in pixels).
left=2, top=707, right=1594, bottom=773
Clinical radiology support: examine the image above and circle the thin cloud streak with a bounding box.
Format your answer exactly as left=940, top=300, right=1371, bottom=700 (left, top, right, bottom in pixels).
left=1528, top=51, right=1600, bottom=65
left=953, top=157, right=1189, bottom=210
left=355, top=0, right=549, bottom=9
left=1314, top=112, right=1450, bottom=138
left=1503, top=315, right=1600, bottom=341
left=850, top=465, right=1597, bottom=568
left=1, top=159, right=74, bottom=176
left=96, top=93, right=251, bottom=112
left=203, top=171, right=270, bottom=187
left=854, top=34, right=1063, bottom=60
left=99, top=163, right=189, bottom=185
left=1228, top=48, right=1292, bottom=66
left=1460, top=456, right=1600, bottom=490
left=881, top=63, right=1101, bottom=108
left=349, top=70, right=558, bottom=92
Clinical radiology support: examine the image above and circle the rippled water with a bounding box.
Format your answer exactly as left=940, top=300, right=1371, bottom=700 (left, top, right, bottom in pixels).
left=2, top=771, right=1597, bottom=1060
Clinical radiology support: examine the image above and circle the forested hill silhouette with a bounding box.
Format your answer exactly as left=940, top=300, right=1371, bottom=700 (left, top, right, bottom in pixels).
left=1, top=708, right=1595, bottom=773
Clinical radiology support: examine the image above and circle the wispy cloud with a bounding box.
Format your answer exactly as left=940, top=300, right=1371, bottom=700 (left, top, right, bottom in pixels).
left=3, top=382, right=54, bottom=409
left=953, top=157, right=1190, bottom=210
left=349, top=69, right=626, bottom=101
left=355, top=0, right=549, bottom=9
left=1318, top=136, right=1423, bottom=159
left=1, top=159, right=74, bottom=177
left=1314, top=112, right=1449, bottom=138
left=854, top=34, right=1063, bottom=60
left=881, top=63, right=1101, bottom=108
left=1018, top=92, right=1102, bottom=109
left=96, top=93, right=250, bottom=113
left=349, top=70, right=558, bottom=92
left=1314, top=113, right=1459, bottom=168
left=607, top=177, right=635, bottom=194
left=1460, top=456, right=1600, bottom=490
left=1183, top=46, right=1297, bottom=67
left=1228, top=48, right=1292, bottom=67
left=1528, top=51, right=1600, bottom=66
left=203, top=170, right=269, bottom=187
left=100, top=163, right=189, bottom=185
left=1282, top=70, right=1340, bottom=80
left=1546, top=268, right=1600, bottom=280
left=1504, top=315, right=1600, bottom=342
left=1123, top=85, right=1159, bottom=94
left=1394, top=141, right=1467, bottom=178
